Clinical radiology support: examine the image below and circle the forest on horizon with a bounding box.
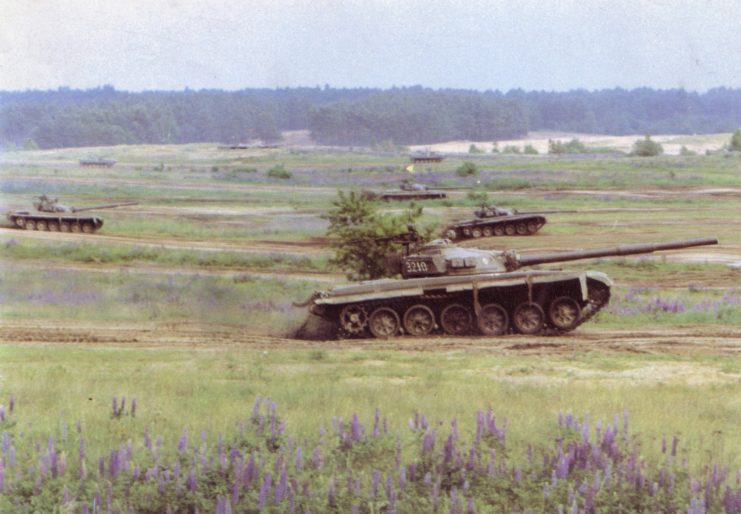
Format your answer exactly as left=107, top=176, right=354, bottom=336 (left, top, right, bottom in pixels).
left=1, top=85, right=740, bottom=149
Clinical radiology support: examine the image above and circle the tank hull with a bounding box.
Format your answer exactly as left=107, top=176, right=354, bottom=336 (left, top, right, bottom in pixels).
left=7, top=211, right=105, bottom=233
left=444, top=214, right=547, bottom=240
left=309, top=270, right=612, bottom=338
left=363, top=190, right=448, bottom=201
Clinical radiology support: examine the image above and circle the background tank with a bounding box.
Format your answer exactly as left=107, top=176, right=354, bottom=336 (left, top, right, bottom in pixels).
left=6, top=195, right=138, bottom=234
left=79, top=158, right=116, bottom=168
left=362, top=179, right=448, bottom=201
left=443, top=204, right=575, bottom=240
left=298, top=233, right=718, bottom=339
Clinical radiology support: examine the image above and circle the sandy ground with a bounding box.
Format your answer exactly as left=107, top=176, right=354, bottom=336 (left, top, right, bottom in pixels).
left=1, top=319, right=739, bottom=356
left=409, top=131, right=733, bottom=155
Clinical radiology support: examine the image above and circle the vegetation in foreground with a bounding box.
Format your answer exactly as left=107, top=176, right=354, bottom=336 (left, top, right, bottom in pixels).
left=0, top=396, right=739, bottom=513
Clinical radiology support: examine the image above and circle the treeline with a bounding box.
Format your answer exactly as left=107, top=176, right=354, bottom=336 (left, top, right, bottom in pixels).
left=1, top=85, right=739, bottom=149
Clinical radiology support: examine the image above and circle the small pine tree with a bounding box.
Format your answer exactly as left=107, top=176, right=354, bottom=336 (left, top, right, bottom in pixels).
left=468, top=144, right=483, bottom=154
left=502, top=145, right=521, bottom=154
left=491, top=142, right=500, bottom=153
left=266, top=164, right=292, bottom=179
left=730, top=129, right=741, bottom=151
left=324, top=191, right=425, bottom=280
left=631, top=135, right=663, bottom=157
left=456, top=161, right=479, bottom=177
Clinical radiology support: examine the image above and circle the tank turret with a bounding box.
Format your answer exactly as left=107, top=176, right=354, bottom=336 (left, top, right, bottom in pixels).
left=33, top=195, right=138, bottom=213
left=298, top=232, right=718, bottom=339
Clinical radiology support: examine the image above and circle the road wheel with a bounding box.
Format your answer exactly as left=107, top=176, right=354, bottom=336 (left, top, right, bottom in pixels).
left=81, top=222, right=95, bottom=234
left=504, top=224, right=516, bottom=236
left=482, top=227, right=493, bottom=237
left=471, top=228, right=482, bottom=238
left=403, top=304, right=435, bottom=336
left=70, top=223, right=82, bottom=233
left=549, top=297, right=581, bottom=330
left=493, top=225, right=505, bottom=236
left=513, top=302, right=545, bottom=335
left=36, top=220, right=48, bottom=231
left=368, top=307, right=400, bottom=339
left=516, top=223, right=528, bottom=235
left=48, top=221, right=60, bottom=232
left=14, top=218, right=25, bottom=229
left=339, top=304, right=368, bottom=336
left=527, top=222, right=539, bottom=234
left=24, top=220, right=36, bottom=230
left=477, top=303, right=509, bottom=336
left=440, top=303, right=473, bottom=335
left=60, top=222, right=71, bottom=232
left=444, top=229, right=458, bottom=240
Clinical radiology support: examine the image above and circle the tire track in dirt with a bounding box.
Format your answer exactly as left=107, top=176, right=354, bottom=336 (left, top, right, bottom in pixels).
left=0, top=227, right=331, bottom=256
left=2, top=320, right=739, bottom=355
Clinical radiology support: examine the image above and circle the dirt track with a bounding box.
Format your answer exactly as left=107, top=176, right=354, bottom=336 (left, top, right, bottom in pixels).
left=1, top=319, right=739, bottom=355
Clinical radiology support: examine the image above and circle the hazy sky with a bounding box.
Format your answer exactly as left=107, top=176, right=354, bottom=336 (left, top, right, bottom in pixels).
left=2, top=0, right=739, bottom=92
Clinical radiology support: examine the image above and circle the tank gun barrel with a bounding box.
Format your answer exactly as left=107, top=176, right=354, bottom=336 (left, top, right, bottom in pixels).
left=518, top=238, right=718, bottom=267
left=71, top=202, right=138, bottom=213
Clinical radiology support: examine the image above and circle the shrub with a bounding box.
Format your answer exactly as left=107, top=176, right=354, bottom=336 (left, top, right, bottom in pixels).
left=233, top=166, right=258, bottom=173
left=266, top=164, right=292, bottom=179
left=468, top=144, right=483, bottom=154
left=523, top=144, right=538, bottom=155
left=631, top=135, right=664, bottom=156
left=502, top=145, right=521, bottom=154
left=548, top=138, right=587, bottom=154
left=490, top=142, right=500, bottom=153
left=730, top=128, right=741, bottom=151
left=679, top=145, right=697, bottom=156
left=455, top=161, right=479, bottom=177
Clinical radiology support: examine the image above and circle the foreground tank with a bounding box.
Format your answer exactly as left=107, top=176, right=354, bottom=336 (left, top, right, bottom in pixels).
left=443, top=204, right=574, bottom=240
left=298, top=235, right=718, bottom=339
left=362, top=180, right=448, bottom=201
left=6, top=195, right=138, bottom=234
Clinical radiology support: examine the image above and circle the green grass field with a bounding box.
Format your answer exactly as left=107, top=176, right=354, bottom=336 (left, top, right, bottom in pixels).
left=1, top=138, right=740, bottom=491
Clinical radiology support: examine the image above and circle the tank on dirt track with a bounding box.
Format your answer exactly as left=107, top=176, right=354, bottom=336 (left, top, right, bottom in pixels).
left=362, top=180, right=448, bottom=201
left=443, top=204, right=574, bottom=240
left=6, top=195, right=138, bottom=234
left=297, top=232, right=718, bottom=339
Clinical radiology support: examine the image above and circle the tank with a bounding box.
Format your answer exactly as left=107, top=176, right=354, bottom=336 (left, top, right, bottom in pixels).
left=443, top=204, right=577, bottom=240
left=79, top=158, right=116, bottom=168
left=297, top=232, right=718, bottom=339
left=6, top=195, right=138, bottom=234
left=362, top=180, right=448, bottom=201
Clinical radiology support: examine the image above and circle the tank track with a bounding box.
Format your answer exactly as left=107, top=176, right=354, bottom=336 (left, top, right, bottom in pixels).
left=334, top=285, right=611, bottom=339
left=543, top=285, right=611, bottom=336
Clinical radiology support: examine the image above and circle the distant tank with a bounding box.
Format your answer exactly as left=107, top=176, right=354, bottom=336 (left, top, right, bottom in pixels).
left=79, top=158, right=116, bottom=168
left=6, top=195, right=137, bottom=234
left=362, top=179, right=448, bottom=201
left=443, top=204, right=575, bottom=240
left=297, top=230, right=717, bottom=339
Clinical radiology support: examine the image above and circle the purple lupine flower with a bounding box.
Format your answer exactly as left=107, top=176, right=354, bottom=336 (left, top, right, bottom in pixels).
left=275, top=467, right=287, bottom=504
left=1, top=432, right=9, bottom=453
left=112, top=397, right=118, bottom=417
left=372, top=470, right=381, bottom=496
left=467, top=497, right=475, bottom=514
left=131, top=399, right=136, bottom=418
left=672, top=436, right=679, bottom=457
left=178, top=430, right=188, bottom=453
left=109, top=449, right=120, bottom=479
left=187, top=469, right=197, bottom=493
left=399, top=466, right=407, bottom=491
left=7, top=396, right=13, bottom=414
left=232, top=479, right=239, bottom=507
left=98, top=457, right=105, bottom=477
left=311, top=446, right=323, bottom=470
left=351, top=414, right=363, bottom=442
left=423, top=429, right=436, bottom=454
left=0, top=457, right=4, bottom=492
left=449, top=487, right=459, bottom=514
left=259, top=472, right=272, bottom=510
left=119, top=397, right=126, bottom=416
left=143, top=428, right=152, bottom=450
